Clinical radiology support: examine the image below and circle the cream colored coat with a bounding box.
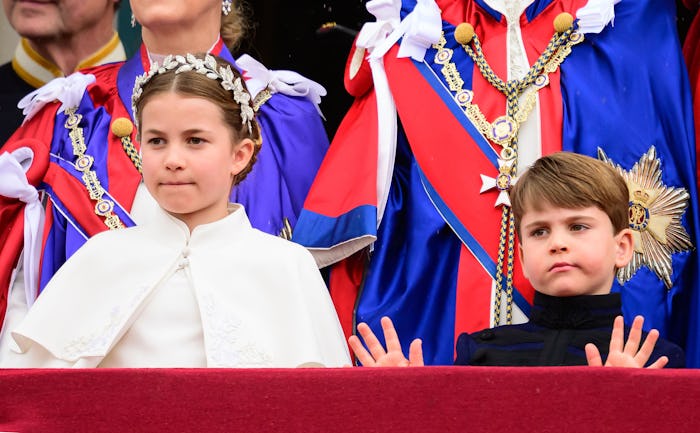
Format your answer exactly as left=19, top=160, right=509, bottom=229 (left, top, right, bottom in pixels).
left=2, top=205, right=350, bottom=368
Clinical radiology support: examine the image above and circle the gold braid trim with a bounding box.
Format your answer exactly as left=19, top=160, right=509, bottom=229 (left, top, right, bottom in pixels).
left=253, top=87, right=273, bottom=112
left=433, top=30, right=583, bottom=152
left=120, top=136, right=142, bottom=174
left=278, top=217, right=293, bottom=240
left=111, top=117, right=142, bottom=174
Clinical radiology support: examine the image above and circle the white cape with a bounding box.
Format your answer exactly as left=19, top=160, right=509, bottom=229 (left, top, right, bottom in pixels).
left=3, top=205, right=350, bottom=368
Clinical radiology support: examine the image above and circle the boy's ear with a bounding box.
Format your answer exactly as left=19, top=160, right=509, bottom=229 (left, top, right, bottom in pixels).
left=230, top=138, right=255, bottom=176
left=518, top=244, right=529, bottom=280
left=614, top=228, right=634, bottom=268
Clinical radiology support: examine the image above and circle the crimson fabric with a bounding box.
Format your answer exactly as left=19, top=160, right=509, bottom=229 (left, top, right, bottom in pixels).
left=1, top=367, right=699, bottom=432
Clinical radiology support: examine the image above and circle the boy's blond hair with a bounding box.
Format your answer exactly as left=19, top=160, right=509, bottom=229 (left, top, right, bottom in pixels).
left=510, top=152, right=629, bottom=236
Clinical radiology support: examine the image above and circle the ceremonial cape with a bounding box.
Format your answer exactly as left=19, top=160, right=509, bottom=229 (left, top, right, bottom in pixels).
left=3, top=205, right=350, bottom=368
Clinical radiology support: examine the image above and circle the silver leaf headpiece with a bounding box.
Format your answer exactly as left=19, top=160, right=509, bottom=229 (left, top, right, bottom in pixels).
left=132, top=53, right=255, bottom=135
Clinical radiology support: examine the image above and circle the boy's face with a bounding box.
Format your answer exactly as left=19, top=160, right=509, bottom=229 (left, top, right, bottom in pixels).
left=518, top=204, right=633, bottom=297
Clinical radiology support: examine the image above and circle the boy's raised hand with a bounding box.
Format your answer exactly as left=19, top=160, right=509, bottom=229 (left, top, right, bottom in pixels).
left=585, top=315, right=668, bottom=369
left=348, top=316, right=424, bottom=367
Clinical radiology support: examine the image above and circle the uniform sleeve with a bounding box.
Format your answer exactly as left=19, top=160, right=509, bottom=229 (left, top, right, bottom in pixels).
left=454, top=332, right=479, bottom=366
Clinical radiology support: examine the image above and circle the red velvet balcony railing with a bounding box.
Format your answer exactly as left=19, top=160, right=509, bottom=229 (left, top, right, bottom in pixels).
left=2, top=366, right=699, bottom=432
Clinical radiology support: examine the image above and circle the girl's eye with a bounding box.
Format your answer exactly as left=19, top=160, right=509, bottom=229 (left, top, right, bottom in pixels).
left=147, top=137, right=164, bottom=146
left=188, top=137, right=205, bottom=145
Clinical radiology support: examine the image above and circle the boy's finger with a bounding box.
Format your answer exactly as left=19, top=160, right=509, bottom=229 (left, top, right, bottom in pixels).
left=646, top=355, right=669, bottom=369
left=380, top=317, right=403, bottom=353
left=585, top=343, right=603, bottom=367
left=636, top=329, right=660, bottom=365
left=357, top=322, right=387, bottom=360
left=408, top=339, right=424, bottom=366
left=623, top=315, right=644, bottom=356
left=348, top=335, right=376, bottom=366
left=608, top=315, right=625, bottom=353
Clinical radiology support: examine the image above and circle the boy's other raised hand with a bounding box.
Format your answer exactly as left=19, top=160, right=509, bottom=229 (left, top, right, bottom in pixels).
left=585, top=315, right=668, bottom=369
left=348, top=316, right=424, bottom=367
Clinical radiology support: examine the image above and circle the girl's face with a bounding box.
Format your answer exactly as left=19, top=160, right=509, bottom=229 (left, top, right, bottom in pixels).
left=140, top=91, right=253, bottom=231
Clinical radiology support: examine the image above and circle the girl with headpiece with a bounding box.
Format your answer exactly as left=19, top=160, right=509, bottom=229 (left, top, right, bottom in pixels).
left=0, top=0, right=329, bottom=353
left=1, top=54, right=349, bottom=368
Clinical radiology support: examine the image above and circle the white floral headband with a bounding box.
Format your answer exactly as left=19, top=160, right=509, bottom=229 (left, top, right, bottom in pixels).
left=132, top=53, right=254, bottom=135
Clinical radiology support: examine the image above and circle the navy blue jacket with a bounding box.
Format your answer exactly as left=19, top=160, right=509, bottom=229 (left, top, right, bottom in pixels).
left=454, top=292, right=685, bottom=367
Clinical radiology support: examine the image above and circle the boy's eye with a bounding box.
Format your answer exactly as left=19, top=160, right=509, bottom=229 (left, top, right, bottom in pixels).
left=146, top=137, right=164, bottom=146
left=530, top=228, right=548, bottom=237
left=570, top=224, right=587, bottom=232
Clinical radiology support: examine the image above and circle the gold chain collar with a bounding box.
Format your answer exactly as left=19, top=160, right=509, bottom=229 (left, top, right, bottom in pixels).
left=65, top=107, right=126, bottom=230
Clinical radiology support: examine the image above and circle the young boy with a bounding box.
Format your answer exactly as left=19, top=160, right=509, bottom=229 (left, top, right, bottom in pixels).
left=349, top=152, right=685, bottom=368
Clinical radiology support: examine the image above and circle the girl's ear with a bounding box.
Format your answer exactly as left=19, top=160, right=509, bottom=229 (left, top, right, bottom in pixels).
left=614, top=228, right=634, bottom=269
left=230, top=138, right=255, bottom=176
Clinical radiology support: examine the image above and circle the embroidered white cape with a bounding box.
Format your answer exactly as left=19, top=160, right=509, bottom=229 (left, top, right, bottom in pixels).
left=2, top=205, right=350, bottom=368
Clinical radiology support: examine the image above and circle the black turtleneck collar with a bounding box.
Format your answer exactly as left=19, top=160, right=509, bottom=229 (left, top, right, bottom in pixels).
left=529, top=291, right=622, bottom=330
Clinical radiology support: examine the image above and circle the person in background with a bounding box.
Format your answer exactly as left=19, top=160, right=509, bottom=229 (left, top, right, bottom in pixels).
left=0, top=0, right=126, bottom=145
